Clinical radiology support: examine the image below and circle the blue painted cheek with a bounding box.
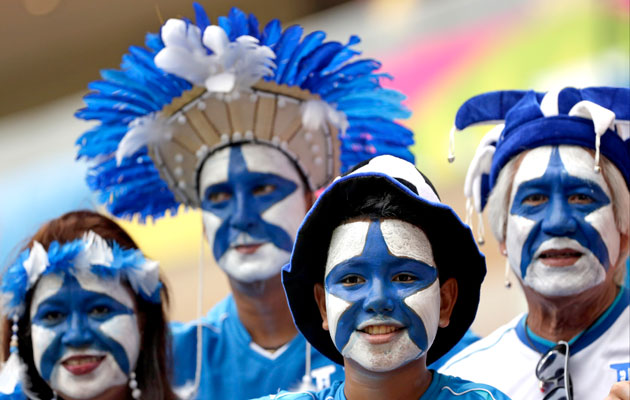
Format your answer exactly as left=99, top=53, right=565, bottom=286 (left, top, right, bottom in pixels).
left=510, top=147, right=612, bottom=278
left=31, top=274, right=136, bottom=380
left=200, top=145, right=298, bottom=261
left=325, top=221, right=438, bottom=353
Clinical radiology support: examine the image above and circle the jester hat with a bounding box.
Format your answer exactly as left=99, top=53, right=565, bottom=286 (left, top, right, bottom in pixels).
left=75, top=3, right=415, bottom=221
left=449, top=87, right=630, bottom=230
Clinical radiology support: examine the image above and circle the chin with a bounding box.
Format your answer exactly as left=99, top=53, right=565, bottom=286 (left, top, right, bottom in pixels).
left=219, top=244, right=289, bottom=283
left=342, top=330, right=422, bottom=373
left=50, top=356, right=127, bottom=400
left=523, top=252, right=606, bottom=297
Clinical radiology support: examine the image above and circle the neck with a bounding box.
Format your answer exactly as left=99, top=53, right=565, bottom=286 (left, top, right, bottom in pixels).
left=229, top=273, right=297, bottom=350
left=343, top=358, right=432, bottom=400
left=523, top=277, right=620, bottom=342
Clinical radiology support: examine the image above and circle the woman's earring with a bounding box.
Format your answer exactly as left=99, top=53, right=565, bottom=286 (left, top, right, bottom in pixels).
left=504, top=258, right=512, bottom=289
left=10, top=314, right=19, bottom=352
left=129, top=371, right=141, bottom=399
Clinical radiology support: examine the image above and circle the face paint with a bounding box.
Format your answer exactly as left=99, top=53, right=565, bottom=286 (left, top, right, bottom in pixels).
left=30, top=273, right=140, bottom=399
left=506, top=145, right=620, bottom=296
left=324, top=219, right=440, bottom=372
left=199, top=144, right=307, bottom=283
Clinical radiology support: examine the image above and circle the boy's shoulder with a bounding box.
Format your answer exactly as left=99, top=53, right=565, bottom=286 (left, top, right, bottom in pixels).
left=251, top=380, right=344, bottom=400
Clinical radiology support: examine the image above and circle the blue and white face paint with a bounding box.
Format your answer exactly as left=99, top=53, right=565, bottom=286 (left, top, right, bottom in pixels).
left=506, top=145, right=620, bottom=296
left=30, top=272, right=140, bottom=399
left=324, top=219, right=440, bottom=372
left=199, top=144, right=307, bottom=283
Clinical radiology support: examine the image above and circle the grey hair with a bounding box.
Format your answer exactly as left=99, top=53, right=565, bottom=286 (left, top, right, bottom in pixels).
left=486, top=149, right=629, bottom=285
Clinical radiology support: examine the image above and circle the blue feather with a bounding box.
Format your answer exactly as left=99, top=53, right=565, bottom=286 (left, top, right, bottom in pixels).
left=320, top=35, right=361, bottom=75
left=218, top=16, right=232, bottom=40
left=228, top=7, right=249, bottom=38
left=294, top=42, right=342, bottom=87
left=248, top=13, right=260, bottom=38
left=193, top=2, right=211, bottom=32
left=273, top=25, right=303, bottom=82
left=281, top=30, right=326, bottom=85
left=261, top=19, right=281, bottom=47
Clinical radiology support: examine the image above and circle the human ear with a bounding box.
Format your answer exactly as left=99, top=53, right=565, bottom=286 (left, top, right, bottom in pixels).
left=314, top=283, right=329, bottom=331
left=439, top=278, right=458, bottom=328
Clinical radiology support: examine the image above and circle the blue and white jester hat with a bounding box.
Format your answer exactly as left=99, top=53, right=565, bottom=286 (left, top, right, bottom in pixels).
left=282, top=155, right=486, bottom=366
left=448, top=86, right=630, bottom=242
left=75, top=3, right=414, bottom=221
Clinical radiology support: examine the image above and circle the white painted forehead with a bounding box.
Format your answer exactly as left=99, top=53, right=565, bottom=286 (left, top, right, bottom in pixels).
left=512, top=145, right=610, bottom=195
left=325, top=219, right=436, bottom=277
left=29, top=272, right=136, bottom=318
left=349, top=155, right=440, bottom=204
left=199, top=144, right=303, bottom=189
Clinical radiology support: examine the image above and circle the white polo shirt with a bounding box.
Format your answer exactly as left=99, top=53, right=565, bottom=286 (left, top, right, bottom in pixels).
left=440, top=287, right=630, bottom=399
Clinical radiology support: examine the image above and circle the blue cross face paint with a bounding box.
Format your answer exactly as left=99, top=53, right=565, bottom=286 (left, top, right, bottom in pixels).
left=324, top=219, right=440, bottom=372
left=505, top=145, right=620, bottom=296
left=199, top=144, right=307, bottom=283
left=29, top=272, right=140, bottom=399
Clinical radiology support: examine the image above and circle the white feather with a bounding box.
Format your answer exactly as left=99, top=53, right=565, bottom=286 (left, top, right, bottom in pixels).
left=301, top=100, right=348, bottom=134
left=155, top=23, right=275, bottom=94
left=23, top=242, right=49, bottom=288
left=0, top=353, right=26, bottom=394
left=116, top=113, right=172, bottom=165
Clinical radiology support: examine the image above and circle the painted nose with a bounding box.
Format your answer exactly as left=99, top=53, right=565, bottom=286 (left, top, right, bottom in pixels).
left=229, top=191, right=258, bottom=231
left=363, top=280, right=394, bottom=314
left=61, top=313, right=95, bottom=347
left=541, top=195, right=577, bottom=236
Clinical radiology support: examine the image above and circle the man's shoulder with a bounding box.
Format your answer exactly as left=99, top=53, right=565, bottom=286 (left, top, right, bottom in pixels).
left=170, top=295, right=235, bottom=336
left=250, top=380, right=344, bottom=400
left=432, top=373, right=512, bottom=400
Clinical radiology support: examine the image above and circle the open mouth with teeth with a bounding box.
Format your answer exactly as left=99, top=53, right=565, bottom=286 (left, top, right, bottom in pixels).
left=538, top=248, right=583, bottom=267
left=358, top=325, right=405, bottom=344
left=62, top=355, right=106, bottom=375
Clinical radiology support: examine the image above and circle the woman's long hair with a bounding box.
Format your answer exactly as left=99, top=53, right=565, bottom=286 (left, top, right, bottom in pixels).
left=3, top=210, right=177, bottom=400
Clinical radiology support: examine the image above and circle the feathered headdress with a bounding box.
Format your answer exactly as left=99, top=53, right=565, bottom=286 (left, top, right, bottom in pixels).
left=76, top=3, right=414, bottom=221
left=0, top=231, right=162, bottom=318
left=448, top=86, right=630, bottom=243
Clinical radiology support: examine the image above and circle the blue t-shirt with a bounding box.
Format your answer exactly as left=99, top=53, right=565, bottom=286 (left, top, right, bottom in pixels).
left=252, top=371, right=511, bottom=399
left=170, top=295, right=344, bottom=399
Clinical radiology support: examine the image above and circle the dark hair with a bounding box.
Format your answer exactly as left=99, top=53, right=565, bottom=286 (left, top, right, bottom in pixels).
left=3, top=210, right=177, bottom=400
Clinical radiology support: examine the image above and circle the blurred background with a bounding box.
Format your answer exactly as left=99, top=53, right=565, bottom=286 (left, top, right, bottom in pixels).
left=0, top=0, right=628, bottom=335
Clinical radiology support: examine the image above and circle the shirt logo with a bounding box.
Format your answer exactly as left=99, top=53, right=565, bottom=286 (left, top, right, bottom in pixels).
left=610, top=362, right=630, bottom=382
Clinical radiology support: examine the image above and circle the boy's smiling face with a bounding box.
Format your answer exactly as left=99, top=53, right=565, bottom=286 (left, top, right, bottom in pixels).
left=318, top=219, right=441, bottom=372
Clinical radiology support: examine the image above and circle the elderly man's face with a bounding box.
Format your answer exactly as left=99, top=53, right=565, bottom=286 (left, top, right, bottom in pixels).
left=504, top=145, right=620, bottom=296
left=198, top=144, right=307, bottom=283
left=321, top=219, right=441, bottom=372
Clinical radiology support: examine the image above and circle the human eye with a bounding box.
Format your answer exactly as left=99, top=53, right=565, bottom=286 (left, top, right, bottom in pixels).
left=41, top=310, right=65, bottom=324
left=392, top=273, right=418, bottom=283
left=522, top=193, right=548, bottom=206
left=340, top=275, right=365, bottom=287
left=568, top=193, right=593, bottom=205
left=252, top=184, right=276, bottom=196
left=88, top=305, right=112, bottom=318
left=207, top=191, right=231, bottom=203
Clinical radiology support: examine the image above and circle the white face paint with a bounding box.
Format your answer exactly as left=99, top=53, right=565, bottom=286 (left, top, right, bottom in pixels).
left=199, top=144, right=307, bottom=283
left=29, top=272, right=140, bottom=399
left=506, top=145, right=620, bottom=296
left=323, top=219, right=440, bottom=372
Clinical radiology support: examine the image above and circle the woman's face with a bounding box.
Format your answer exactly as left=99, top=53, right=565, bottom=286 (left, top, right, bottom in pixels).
left=29, top=272, right=140, bottom=399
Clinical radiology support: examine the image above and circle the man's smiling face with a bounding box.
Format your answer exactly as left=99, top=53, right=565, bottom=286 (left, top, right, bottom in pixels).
left=505, top=145, right=621, bottom=296
left=322, top=219, right=441, bottom=372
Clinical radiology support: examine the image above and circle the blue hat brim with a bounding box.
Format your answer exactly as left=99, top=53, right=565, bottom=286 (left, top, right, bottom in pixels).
left=282, top=171, right=486, bottom=366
